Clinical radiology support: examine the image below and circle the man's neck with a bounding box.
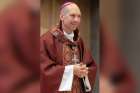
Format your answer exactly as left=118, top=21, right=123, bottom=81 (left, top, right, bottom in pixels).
left=62, top=25, right=73, bottom=34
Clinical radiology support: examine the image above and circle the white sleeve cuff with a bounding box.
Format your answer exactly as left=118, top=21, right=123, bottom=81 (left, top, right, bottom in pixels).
left=58, top=65, right=74, bottom=91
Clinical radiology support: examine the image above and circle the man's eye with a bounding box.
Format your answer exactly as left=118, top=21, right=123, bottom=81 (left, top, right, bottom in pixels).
left=70, top=14, right=81, bottom=18
left=70, top=14, right=75, bottom=17
left=78, top=15, right=81, bottom=18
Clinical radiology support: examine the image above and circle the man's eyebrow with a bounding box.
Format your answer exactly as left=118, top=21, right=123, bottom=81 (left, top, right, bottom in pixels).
left=70, top=14, right=81, bottom=16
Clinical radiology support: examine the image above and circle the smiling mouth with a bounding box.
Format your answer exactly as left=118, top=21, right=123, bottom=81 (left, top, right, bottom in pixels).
left=71, top=23, right=78, bottom=26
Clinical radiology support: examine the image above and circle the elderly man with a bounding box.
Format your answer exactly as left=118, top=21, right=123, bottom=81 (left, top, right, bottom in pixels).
left=40, top=2, right=97, bottom=93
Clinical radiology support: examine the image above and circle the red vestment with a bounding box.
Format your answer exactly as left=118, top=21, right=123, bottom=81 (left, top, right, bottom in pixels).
left=40, top=25, right=97, bottom=93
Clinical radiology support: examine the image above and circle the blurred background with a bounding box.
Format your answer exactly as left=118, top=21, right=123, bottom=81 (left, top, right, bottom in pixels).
left=1, top=0, right=140, bottom=93
left=100, top=0, right=140, bottom=93
left=0, top=0, right=40, bottom=93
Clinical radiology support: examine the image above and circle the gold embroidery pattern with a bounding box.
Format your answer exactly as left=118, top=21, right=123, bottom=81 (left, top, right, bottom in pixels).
left=62, top=43, right=83, bottom=93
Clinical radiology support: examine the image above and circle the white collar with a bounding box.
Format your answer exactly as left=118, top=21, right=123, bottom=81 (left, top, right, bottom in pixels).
left=63, top=31, right=74, bottom=42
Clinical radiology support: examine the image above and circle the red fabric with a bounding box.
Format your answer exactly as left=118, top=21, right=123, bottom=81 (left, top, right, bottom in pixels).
left=40, top=26, right=97, bottom=93
left=0, top=2, right=40, bottom=93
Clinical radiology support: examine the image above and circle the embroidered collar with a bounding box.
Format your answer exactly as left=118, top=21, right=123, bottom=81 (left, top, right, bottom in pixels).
left=50, top=25, right=80, bottom=44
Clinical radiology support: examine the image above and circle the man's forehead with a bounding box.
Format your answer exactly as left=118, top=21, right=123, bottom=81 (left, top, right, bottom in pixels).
left=67, top=4, right=81, bottom=14
left=61, top=2, right=81, bottom=15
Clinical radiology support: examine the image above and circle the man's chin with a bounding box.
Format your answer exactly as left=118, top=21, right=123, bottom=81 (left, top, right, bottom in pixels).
left=71, top=27, right=77, bottom=31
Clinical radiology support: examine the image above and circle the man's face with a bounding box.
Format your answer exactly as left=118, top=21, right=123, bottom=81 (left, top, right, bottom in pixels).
left=60, top=4, right=81, bottom=31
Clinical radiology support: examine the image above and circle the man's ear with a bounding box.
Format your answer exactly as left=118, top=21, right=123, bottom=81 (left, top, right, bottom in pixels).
left=60, top=14, right=64, bottom=21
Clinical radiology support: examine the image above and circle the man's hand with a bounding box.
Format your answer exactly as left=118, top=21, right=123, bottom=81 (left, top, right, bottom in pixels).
left=73, top=63, right=88, bottom=78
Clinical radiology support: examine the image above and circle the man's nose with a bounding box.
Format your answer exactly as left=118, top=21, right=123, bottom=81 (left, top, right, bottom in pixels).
left=74, top=16, right=80, bottom=22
